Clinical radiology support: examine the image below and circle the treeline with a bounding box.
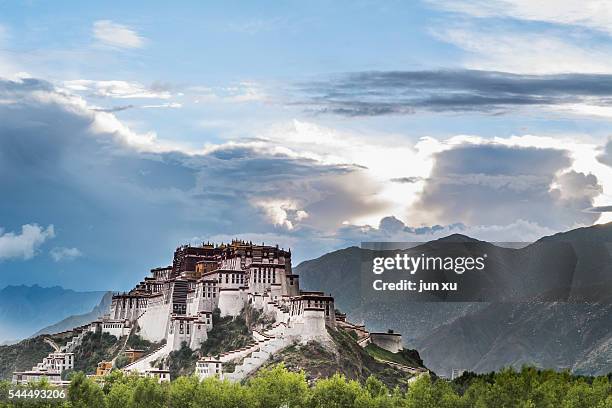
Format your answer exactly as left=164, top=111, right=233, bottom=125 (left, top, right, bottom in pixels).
left=1, top=364, right=611, bottom=407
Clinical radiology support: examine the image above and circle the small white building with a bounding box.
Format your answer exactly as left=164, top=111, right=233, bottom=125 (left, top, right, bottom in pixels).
left=145, top=369, right=171, bottom=383
left=12, top=369, right=67, bottom=385
left=36, top=352, right=74, bottom=373
left=195, top=357, right=223, bottom=380
left=13, top=349, right=74, bottom=385
left=101, top=319, right=131, bottom=338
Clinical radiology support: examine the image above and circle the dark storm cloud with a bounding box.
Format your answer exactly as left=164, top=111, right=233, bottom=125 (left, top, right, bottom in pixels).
left=412, top=144, right=601, bottom=230
left=390, top=176, right=423, bottom=183
left=91, top=105, right=135, bottom=113
left=584, top=206, right=612, bottom=213
left=0, top=78, right=360, bottom=290
left=296, top=69, right=612, bottom=116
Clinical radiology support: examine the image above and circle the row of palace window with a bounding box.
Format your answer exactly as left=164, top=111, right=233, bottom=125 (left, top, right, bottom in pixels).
left=203, top=286, right=217, bottom=298
left=290, top=300, right=332, bottom=316
left=224, top=273, right=245, bottom=285
left=253, top=268, right=276, bottom=284
left=122, top=298, right=148, bottom=308
left=195, top=284, right=218, bottom=298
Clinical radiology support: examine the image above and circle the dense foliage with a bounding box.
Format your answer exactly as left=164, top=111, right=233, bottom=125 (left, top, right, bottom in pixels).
left=167, top=343, right=198, bottom=379
left=72, top=332, right=121, bottom=374
left=1, top=365, right=611, bottom=407
left=198, top=309, right=252, bottom=357
left=125, top=334, right=156, bottom=351
left=364, top=344, right=423, bottom=368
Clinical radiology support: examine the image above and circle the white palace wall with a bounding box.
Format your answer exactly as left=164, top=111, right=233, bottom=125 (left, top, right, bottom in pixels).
left=218, top=289, right=245, bottom=317
left=370, top=332, right=403, bottom=353
left=288, top=308, right=330, bottom=343
left=137, top=302, right=172, bottom=342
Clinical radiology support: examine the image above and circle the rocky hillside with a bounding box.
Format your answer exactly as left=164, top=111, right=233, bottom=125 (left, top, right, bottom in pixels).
left=295, top=224, right=612, bottom=377
left=161, top=307, right=426, bottom=387
left=0, top=331, right=75, bottom=380
left=260, top=326, right=426, bottom=389
left=0, top=329, right=164, bottom=380
left=414, top=301, right=612, bottom=377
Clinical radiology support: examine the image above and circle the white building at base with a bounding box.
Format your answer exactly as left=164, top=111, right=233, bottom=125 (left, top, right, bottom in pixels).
left=12, top=338, right=75, bottom=385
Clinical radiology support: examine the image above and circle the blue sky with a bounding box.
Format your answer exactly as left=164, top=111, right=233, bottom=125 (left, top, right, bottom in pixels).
left=2, top=0, right=612, bottom=291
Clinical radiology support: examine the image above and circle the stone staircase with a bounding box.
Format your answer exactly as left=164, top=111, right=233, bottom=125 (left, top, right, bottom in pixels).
left=60, top=324, right=92, bottom=353
left=222, top=320, right=295, bottom=381
left=122, top=343, right=170, bottom=373
left=111, top=315, right=142, bottom=366
left=224, top=335, right=290, bottom=381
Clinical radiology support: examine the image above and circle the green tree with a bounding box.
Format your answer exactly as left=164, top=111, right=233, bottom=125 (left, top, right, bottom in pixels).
left=68, top=372, right=105, bottom=408
left=404, top=374, right=461, bottom=408
left=309, top=373, right=367, bottom=408
left=405, top=374, right=437, bottom=408
left=194, top=377, right=255, bottom=408
left=248, top=364, right=309, bottom=408
left=131, top=377, right=168, bottom=408
left=365, top=376, right=387, bottom=399
left=101, top=370, right=125, bottom=394
left=106, top=382, right=132, bottom=408
left=169, top=375, right=199, bottom=408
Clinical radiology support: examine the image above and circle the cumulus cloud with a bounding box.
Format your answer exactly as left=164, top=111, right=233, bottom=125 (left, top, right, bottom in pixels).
left=410, top=143, right=601, bottom=230
left=334, top=216, right=555, bottom=244
left=50, top=247, right=82, bottom=262
left=0, top=77, right=365, bottom=286
left=0, top=224, right=55, bottom=261
left=93, top=20, right=144, bottom=49
left=296, top=70, right=612, bottom=117
left=0, top=75, right=608, bottom=288
left=596, top=139, right=612, bottom=167
left=253, top=199, right=309, bottom=230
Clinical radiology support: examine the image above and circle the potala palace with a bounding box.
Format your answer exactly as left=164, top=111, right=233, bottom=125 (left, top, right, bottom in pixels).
left=13, top=240, right=403, bottom=384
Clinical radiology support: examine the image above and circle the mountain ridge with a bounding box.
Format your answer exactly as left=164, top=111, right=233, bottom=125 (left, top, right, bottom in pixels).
left=295, top=222, right=612, bottom=377
left=0, top=285, right=107, bottom=342
left=30, top=291, right=113, bottom=338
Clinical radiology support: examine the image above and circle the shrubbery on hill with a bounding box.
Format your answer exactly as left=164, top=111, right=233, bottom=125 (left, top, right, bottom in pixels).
left=199, top=308, right=252, bottom=357
left=1, top=364, right=610, bottom=407
left=72, top=332, right=121, bottom=374
left=0, top=332, right=73, bottom=380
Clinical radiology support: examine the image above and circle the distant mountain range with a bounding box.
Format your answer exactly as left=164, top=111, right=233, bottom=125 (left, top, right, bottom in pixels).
left=0, top=285, right=108, bottom=343
left=295, top=223, right=612, bottom=377
left=30, top=292, right=113, bottom=338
